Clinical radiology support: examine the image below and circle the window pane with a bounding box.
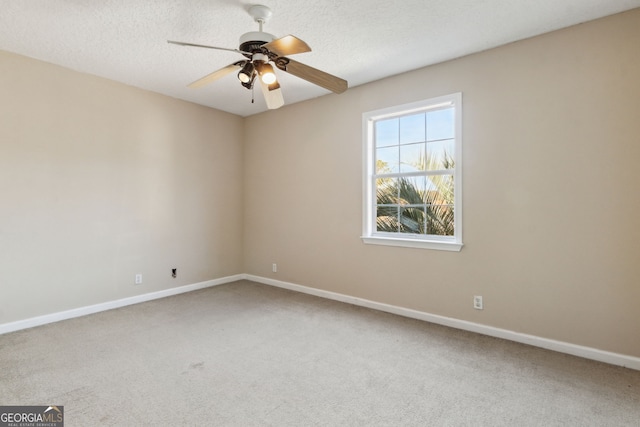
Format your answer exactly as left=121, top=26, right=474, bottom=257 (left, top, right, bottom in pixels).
left=426, top=205, right=454, bottom=236
left=376, top=177, right=398, bottom=205
left=398, top=176, right=426, bottom=205
left=399, top=206, right=425, bottom=234
left=375, top=118, right=399, bottom=147
left=376, top=206, right=399, bottom=232
left=425, top=174, right=454, bottom=208
left=400, top=113, right=425, bottom=144
left=400, top=142, right=425, bottom=173
left=376, top=146, right=399, bottom=173
left=424, top=174, right=454, bottom=235
left=426, top=139, right=455, bottom=170
left=427, top=108, right=454, bottom=141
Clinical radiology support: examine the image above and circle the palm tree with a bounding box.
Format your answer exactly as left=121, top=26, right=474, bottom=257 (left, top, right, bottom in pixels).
left=375, top=152, right=454, bottom=236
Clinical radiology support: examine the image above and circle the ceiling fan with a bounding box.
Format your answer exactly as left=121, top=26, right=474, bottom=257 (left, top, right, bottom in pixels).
left=168, top=4, right=348, bottom=110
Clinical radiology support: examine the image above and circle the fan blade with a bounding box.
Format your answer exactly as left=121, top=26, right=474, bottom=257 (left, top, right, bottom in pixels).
left=168, top=40, right=251, bottom=56
left=275, top=58, right=347, bottom=94
left=263, top=35, right=311, bottom=57
left=188, top=62, right=243, bottom=88
left=260, top=79, right=284, bottom=110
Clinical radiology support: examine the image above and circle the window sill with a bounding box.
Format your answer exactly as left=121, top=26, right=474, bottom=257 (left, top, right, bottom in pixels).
left=361, top=236, right=463, bottom=252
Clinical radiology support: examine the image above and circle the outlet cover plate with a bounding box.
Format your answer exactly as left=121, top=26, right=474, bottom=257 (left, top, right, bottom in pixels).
left=473, top=295, right=483, bottom=310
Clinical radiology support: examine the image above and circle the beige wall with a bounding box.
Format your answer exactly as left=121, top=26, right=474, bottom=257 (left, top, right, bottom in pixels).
left=244, top=9, right=640, bottom=357
left=0, top=51, right=244, bottom=323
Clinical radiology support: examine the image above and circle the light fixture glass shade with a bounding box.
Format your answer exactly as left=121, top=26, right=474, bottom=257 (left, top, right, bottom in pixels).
left=237, top=62, right=255, bottom=83
left=257, top=63, right=277, bottom=84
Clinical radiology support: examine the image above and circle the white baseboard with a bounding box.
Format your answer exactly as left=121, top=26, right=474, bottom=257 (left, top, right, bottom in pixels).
left=3, top=273, right=638, bottom=371
left=245, top=274, right=640, bottom=371
left=0, top=274, right=243, bottom=335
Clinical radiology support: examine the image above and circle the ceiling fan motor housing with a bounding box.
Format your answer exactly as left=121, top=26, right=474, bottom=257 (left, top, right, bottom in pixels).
left=239, top=31, right=275, bottom=57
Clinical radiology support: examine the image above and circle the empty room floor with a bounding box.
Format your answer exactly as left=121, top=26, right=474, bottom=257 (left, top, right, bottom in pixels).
left=1, top=280, right=639, bottom=426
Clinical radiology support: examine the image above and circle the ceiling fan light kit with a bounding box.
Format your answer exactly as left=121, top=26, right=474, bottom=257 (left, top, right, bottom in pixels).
left=167, top=4, right=347, bottom=110
left=256, top=62, right=277, bottom=84
left=237, top=62, right=255, bottom=83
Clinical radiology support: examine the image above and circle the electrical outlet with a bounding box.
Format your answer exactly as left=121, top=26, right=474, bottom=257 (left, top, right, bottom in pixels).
left=135, top=274, right=143, bottom=285
left=473, top=295, right=483, bottom=310
left=272, top=263, right=277, bottom=273
left=172, top=268, right=177, bottom=278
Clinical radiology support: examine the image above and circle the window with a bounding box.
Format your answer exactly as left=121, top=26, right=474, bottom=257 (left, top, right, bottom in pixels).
left=362, top=93, right=462, bottom=251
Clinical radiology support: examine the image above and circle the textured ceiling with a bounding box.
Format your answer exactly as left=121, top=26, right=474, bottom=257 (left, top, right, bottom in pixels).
left=1, top=1, right=639, bottom=116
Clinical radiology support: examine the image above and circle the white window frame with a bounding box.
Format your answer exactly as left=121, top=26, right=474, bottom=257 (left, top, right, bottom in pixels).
left=361, top=93, right=463, bottom=251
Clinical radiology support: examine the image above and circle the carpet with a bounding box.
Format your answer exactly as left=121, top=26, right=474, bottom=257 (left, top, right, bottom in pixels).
left=1, top=280, right=638, bottom=426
